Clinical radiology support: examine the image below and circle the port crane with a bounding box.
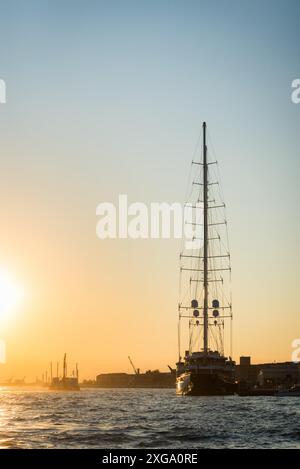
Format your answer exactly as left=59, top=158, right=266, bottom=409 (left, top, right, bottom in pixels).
left=128, top=356, right=139, bottom=375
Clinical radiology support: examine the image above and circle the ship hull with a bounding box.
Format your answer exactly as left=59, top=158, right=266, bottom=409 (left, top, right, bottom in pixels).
left=49, top=385, right=80, bottom=391
left=176, top=371, right=237, bottom=396
left=49, top=377, right=80, bottom=391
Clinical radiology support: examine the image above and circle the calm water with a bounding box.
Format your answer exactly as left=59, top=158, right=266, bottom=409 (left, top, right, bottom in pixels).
left=0, top=387, right=299, bottom=449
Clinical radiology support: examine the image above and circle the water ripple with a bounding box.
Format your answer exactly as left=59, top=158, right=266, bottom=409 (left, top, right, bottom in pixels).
left=0, top=388, right=299, bottom=448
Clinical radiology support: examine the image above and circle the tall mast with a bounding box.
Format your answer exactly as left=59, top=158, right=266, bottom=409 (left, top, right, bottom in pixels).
left=63, top=353, right=66, bottom=379
left=203, top=122, right=208, bottom=354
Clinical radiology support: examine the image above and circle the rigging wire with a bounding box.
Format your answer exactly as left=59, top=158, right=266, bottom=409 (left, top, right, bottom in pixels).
left=179, top=126, right=233, bottom=357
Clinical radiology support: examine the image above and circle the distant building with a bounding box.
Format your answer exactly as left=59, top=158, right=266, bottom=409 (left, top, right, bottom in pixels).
left=236, top=357, right=300, bottom=387
left=96, top=373, right=130, bottom=386
left=96, top=371, right=175, bottom=388
left=236, top=356, right=259, bottom=384
left=257, top=363, right=299, bottom=387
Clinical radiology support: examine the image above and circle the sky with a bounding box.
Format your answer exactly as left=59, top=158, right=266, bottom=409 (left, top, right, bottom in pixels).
left=0, top=0, right=299, bottom=381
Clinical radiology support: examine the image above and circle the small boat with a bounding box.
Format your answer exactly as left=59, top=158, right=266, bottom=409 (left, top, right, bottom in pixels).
left=49, top=354, right=80, bottom=391
left=276, top=384, right=300, bottom=396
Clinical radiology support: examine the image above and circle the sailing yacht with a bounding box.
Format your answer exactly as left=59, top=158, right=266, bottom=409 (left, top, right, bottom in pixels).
left=49, top=354, right=80, bottom=391
left=176, top=122, right=237, bottom=396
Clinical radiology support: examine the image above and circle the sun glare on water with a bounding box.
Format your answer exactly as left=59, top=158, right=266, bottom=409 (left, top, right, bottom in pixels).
left=0, top=268, right=24, bottom=323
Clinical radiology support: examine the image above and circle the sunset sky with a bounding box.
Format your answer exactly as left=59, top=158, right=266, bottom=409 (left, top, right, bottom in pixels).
left=0, top=0, right=299, bottom=381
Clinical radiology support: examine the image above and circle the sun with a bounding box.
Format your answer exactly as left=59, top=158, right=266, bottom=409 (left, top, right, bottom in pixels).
left=0, top=268, right=24, bottom=323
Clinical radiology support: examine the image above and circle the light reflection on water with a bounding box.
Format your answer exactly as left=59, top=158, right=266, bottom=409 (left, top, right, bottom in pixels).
left=0, top=387, right=299, bottom=448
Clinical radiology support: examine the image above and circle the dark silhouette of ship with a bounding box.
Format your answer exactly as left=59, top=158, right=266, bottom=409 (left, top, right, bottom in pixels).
left=49, top=354, right=80, bottom=391
left=176, top=122, right=237, bottom=396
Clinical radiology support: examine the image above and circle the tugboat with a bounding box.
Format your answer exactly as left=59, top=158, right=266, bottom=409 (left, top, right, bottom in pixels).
left=49, top=354, right=80, bottom=391
left=176, top=122, right=237, bottom=396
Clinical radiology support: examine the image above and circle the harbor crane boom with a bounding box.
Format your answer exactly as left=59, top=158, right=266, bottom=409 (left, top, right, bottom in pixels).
left=128, top=356, right=139, bottom=375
